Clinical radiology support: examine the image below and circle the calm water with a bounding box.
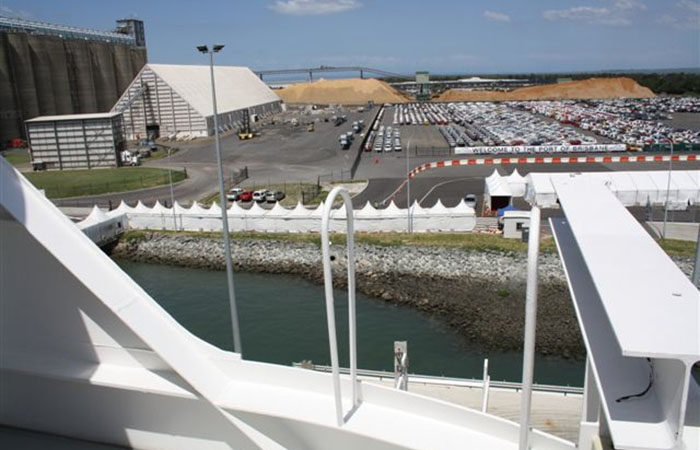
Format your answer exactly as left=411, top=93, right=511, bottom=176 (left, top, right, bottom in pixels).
left=117, top=260, right=584, bottom=386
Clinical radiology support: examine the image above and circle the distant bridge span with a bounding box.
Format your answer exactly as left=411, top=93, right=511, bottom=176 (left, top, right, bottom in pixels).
left=254, top=66, right=412, bottom=81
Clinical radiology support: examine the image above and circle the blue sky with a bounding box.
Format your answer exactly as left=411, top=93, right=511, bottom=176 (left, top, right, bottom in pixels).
left=1, top=0, right=698, bottom=74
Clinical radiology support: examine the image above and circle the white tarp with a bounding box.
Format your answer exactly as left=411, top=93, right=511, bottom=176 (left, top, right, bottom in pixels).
left=506, top=169, right=527, bottom=197
left=485, top=170, right=512, bottom=197
left=102, top=199, right=477, bottom=234
left=525, top=170, right=700, bottom=208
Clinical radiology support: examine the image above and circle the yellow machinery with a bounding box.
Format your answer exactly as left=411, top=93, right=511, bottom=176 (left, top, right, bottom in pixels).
left=238, top=109, right=254, bottom=140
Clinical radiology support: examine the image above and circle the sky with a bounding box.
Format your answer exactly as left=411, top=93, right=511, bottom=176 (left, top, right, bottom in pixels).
left=1, top=0, right=698, bottom=74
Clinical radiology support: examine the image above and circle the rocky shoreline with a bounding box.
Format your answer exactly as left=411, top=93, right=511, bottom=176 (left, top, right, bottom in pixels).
left=112, top=233, right=695, bottom=360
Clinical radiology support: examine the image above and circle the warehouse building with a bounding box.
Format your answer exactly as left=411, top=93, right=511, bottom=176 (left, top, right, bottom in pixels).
left=25, top=112, right=125, bottom=170
left=112, top=64, right=282, bottom=140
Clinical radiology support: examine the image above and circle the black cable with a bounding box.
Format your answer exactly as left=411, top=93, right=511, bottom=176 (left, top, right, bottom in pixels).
left=616, top=358, right=654, bottom=403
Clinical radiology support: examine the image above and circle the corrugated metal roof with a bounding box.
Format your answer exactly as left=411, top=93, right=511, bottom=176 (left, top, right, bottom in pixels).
left=147, top=64, right=280, bottom=118
left=26, top=112, right=122, bottom=123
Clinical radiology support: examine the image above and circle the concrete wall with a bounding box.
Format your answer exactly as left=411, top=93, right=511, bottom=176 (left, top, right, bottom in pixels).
left=0, top=32, right=146, bottom=142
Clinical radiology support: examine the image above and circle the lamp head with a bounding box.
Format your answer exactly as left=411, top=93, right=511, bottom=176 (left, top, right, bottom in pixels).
left=213, top=44, right=225, bottom=52
left=196, top=45, right=209, bottom=53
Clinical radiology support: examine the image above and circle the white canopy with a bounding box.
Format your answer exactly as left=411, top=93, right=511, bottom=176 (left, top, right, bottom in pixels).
left=506, top=169, right=527, bottom=197
left=526, top=170, right=700, bottom=208
left=485, top=170, right=512, bottom=197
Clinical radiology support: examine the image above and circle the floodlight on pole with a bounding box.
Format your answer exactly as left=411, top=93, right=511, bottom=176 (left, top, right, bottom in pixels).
left=198, top=43, right=242, bottom=355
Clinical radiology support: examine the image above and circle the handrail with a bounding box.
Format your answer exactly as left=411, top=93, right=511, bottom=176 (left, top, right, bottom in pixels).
left=321, top=187, right=359, bottom=426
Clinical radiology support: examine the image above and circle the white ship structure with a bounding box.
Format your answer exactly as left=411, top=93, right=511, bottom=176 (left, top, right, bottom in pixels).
left=1, top=156, right=698, bottom=449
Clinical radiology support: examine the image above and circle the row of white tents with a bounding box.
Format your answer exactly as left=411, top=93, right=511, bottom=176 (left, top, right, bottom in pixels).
left=81, top=199, right=477, bottom=233
left=525, top=170, right=700, bottom=209
left=483, top=168, right=700, bottom=210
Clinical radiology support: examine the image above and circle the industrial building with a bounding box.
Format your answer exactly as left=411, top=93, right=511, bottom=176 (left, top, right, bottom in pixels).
left=0, top=15, right=147, bottom=143
left=25, top=112, right=125, bottom=170
left=112, top=64, right=282, bottom=140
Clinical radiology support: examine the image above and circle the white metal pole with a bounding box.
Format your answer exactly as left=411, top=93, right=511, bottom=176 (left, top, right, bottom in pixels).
left=519, top=206, right=541, bottom=450
left=692, top=225, right=700, bottom=287
left=406, top=140, right=411, bottom=233
left=481, top=358, right=490, bottom=413
left=209, top=49, right=242, bottom=354
left=168, top=147, right=177, bottom=231
left=662, top=142, right=673, bottom=239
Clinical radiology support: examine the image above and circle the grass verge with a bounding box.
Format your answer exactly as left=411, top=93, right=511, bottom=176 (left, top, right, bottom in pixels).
left=26, top=167, right=187, bottom=199
left=122, top=229, right=698, bottom=258
left=1, top=148, right=30, bottom=166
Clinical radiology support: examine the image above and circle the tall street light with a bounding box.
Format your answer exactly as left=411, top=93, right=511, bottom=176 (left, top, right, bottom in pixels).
left=662, top=139, right=674, bottom=240
left=167, top=146, right=177, bottom=231
left=198, top=44, right=242, bottom=354
left=406, top=139, right=412, bottom=233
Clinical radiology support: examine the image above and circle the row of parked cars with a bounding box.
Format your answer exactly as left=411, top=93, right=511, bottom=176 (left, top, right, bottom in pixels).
left=393, top=103, right=450, bottom=126
left=444, top=102, right=595, bottom=147
left=367, top=125, right=402, bottom=152
left=226, top=187, right=286, bottom=203
left=513, top=98, right=700, bottom=147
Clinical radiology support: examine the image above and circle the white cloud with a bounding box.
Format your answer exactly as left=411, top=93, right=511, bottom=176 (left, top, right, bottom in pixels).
left=658, top=1, right=700, bottom=30
left=0, top=5, right=33, bottom=19
left=612, top=0, right=647, bottom=10
left=483, top=10, right=511, bottom=22
left=269, top=0, right=361, bottom=16
left=541, top=0, right=652, bottom=27
left=678, top=0, right=700, bottom=13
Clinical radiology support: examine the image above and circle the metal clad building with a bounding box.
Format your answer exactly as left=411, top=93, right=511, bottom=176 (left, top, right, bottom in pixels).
left=113, top=64, right=282, bottom=140
left=26, top=112, right=125, bottom=170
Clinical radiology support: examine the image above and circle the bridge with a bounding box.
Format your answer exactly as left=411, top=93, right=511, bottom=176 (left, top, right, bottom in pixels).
left=254, top=66, right=412, bottom=81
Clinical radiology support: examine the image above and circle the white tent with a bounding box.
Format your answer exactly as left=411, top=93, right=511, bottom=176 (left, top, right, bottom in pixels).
left=485, top=170, right=513, bottom=210
left=506, top=169, right=527, bottom=197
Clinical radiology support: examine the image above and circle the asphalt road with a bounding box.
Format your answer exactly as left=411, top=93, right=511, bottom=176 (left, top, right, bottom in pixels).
left=353, top=159, right=700, bottom=209
left=51, top=103, right=700, bottom=213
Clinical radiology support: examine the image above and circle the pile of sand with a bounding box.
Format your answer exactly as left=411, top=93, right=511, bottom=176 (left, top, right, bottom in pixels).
left=277, top=78, right=409, bottom=105
left=436, top=77, right=655, bottom=102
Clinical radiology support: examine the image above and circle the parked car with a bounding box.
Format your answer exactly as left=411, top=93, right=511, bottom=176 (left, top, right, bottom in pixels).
left=253, top=190, right=268, bottom=203
left=464, top=194, right=477, bottom=208
left=238, top=190, right=253, bottom=202
left=226, top=187, right=245, bottom=201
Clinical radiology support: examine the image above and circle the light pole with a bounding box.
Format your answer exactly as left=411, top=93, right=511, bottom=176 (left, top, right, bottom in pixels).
left=662, top=140, right=673, bottom=240
left=198, top=44, right=242, bottom=354
left=406, top=139, right=412, bottom=233
left=167, top=146, right=177, bottom=230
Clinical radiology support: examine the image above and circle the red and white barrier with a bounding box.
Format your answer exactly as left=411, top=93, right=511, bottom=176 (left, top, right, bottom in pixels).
left=408, top=154, right=698, bottom=178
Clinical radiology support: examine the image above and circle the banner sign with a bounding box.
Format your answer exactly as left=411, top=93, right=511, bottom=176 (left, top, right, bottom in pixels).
left=454, top=144, right=627, bottom=155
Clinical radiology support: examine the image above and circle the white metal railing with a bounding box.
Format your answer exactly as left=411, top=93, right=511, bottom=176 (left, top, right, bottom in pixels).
left=292, top=362, right=584, bottom=395
left=321, top=187, right=359, bottom=426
